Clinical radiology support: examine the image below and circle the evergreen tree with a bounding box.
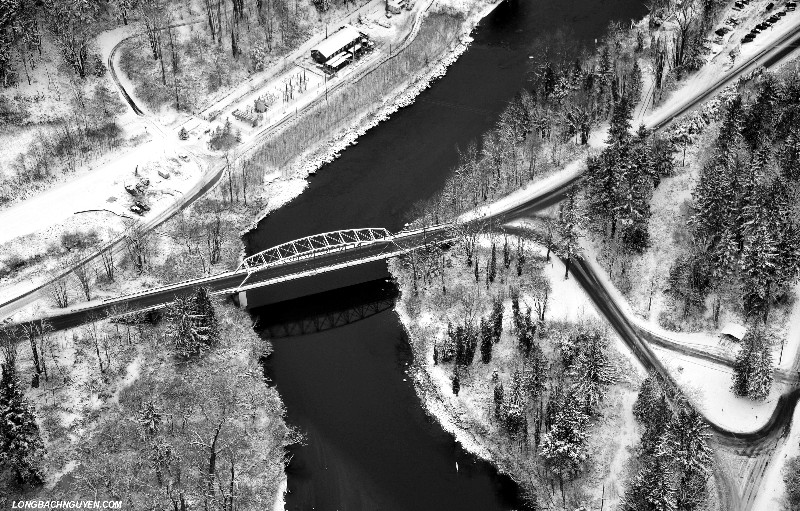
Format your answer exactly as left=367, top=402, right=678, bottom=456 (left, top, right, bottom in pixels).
left=628, top=60, right=643, bottom=104
left=779, top=126, right=800, bottom=180
left=0, top=358, right=45, bottom=485
left=633, top=375, right=674, bottom=456
left=742, top=75, right=779, bottom=149
left=784, top=456, right=800, bottom=510
left=516, top=308, right=536, bottom=357
left=489, top=242, right=497, bottom=283
left=659, top=408, right=712, bottom=476
left=503, top=237, right=511, bottom=269
left=452, top=368, right=460, bottom=396
left=169, top=287, right=220, bottom=357
left=493, top=377, right=505, bottom=420
left=557, top=190, right=581, bottom=278
left=608, top=96, right=633, bottom=144
left=463, top=324, right=478, bottom=366
left=480, top=318, right=493, bottom=364
left=659, top=408, right=712, bottom=510
left=539, top=393, right=589, bottom=480
left=454, top=325, right=465, bottom=366
left=571, top=328, right=614, bottom=415
left=622, top=455, right=677, bottom=511
left=526, top=342, right=549, bottom=402
left=666, top=251, right=713, bottom=320
left=511, top=291, right=521, bottom=331
left=732, top=325, right=774, bottom=400
left=491, top=298, right=504, bottom=342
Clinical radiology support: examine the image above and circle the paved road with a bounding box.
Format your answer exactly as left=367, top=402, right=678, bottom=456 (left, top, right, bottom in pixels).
left=648, top=19, right=800, bottom=131
left=0, top=1, right=437, bottom=323
left=13, top=226, right=453, bottom=332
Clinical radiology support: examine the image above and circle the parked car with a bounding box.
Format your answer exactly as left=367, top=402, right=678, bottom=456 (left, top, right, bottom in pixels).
left=765, top=2, right=774, bottom=11
left=130, top=204, right=144, bottom=215
left=134, top=200, right=151, bottom=212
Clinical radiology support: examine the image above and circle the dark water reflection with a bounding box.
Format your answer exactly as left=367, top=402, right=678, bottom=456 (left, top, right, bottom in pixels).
left=248, top=0, right=645, bottom=508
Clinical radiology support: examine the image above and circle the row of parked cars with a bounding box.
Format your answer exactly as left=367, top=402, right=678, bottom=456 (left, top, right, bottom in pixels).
left=741, top=3, right=793, bottom=44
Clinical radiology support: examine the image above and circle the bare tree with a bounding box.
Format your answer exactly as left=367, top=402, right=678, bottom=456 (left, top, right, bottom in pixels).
left=51, top=276, right=70, bottom=308
left=205, top=214, right=223, bottom=266
left=12, top=320, right=52, bottom=387
left=100, top=249, right=115, bottom=281
left=672, top=0, right=697, bottom=70
left=73, top=263, right=93, bottom=301
left=125, top=221, right=152, bottom=274
left=84, top=313, right=108, bottom=374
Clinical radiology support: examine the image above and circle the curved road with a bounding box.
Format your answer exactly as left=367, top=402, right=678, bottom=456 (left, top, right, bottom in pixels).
left=4, top=12, right=800, bottom=511
left=0, top=0, right=434, bottom=322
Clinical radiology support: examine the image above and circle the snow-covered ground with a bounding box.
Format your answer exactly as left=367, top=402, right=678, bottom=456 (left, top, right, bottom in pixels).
left=752, top=405, right=800, bottom=511
left=0, top=139, right=199, bottom=246
left=458, top=157, right=588, bottom=223
left=392, top=234, right=646, bottom=508
left=0, top=0, right=495, bottom=325
left=780, top=285, right=800, bottom=371
left=653, top=345, right=786, bottom=433
left=643, top=1, right=800, bottom=129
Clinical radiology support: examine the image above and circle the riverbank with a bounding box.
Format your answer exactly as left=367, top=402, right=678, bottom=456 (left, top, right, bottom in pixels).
left=240, top=0, right=502, bottom=235
left=1, top=0, right=501, bottom=326
left=389, top=238, right=645, bottom=509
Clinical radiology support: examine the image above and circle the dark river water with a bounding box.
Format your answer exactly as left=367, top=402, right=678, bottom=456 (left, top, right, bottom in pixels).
left=246, top=0, right=645, bottom=509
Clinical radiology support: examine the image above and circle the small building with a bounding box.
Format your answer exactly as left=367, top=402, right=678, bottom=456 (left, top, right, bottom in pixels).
left=387, top=0, right=403, bottom=14
left=232, top=109, right=260, bottom=128
left=720, top=322, right=747, bottom=342
left=311, top=25, right=363, bottom=64
left=323, top=52, right=352, bottom=73
left=387, top=0, right=412, bottom=13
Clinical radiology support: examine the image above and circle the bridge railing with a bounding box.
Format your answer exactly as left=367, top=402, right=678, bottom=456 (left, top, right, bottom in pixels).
left=237, top=227, right=393, bottom=274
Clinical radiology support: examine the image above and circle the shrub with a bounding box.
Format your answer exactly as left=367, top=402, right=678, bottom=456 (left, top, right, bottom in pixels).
left=60, top=229, right=100, bottom=253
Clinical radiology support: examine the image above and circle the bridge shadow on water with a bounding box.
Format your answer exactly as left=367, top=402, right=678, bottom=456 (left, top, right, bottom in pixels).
left=251, top=278, right=399, bottom=339
left=250, top=279, right=533, bottom=511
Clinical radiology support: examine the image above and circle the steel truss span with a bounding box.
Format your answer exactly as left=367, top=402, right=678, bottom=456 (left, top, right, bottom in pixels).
left=237, top=228, right=392, bottom=273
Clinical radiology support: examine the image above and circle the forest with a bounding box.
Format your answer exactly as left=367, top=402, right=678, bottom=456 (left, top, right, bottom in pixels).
left=392, top=225, right=715, bottom=509
left=0, top=288, right=296, bottom=507
left=409, top=0, right=726, bottom=227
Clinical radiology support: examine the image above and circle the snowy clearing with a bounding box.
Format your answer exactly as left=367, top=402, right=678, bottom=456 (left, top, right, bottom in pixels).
left=652, top=345, right=785, bottom=433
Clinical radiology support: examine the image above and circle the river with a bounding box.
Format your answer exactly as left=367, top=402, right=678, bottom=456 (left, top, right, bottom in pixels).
left=246, top=0, right=645, bottom=509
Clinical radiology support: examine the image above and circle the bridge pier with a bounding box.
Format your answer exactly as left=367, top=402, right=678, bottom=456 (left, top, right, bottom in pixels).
left=231, top=290, right=249, bottom=308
